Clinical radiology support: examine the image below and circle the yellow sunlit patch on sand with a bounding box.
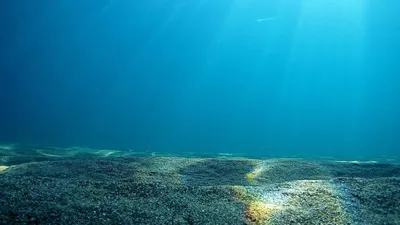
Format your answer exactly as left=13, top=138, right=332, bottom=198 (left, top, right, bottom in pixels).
left=246, top=201, right=279, bottom=225
left=245, top=164, right=264, bottom=181
left=231, top=186, right=281, bottom=224
left=0, top=165, right=9, bottom=174
left=246, top=171, right=259, bottom=180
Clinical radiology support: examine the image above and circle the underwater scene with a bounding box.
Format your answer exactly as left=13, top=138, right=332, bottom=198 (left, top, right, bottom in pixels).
left=1, top=0, right=399, bottom=224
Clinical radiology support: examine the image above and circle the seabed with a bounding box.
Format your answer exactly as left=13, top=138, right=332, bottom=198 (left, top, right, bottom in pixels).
left=0, top=144, right=399, bottom=224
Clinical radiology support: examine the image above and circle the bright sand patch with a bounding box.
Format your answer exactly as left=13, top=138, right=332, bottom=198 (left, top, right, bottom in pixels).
left=0, top=165, right=9, bottom=173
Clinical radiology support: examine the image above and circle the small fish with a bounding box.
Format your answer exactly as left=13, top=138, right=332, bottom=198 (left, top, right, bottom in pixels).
left=256, top=18, right=275, bottom=22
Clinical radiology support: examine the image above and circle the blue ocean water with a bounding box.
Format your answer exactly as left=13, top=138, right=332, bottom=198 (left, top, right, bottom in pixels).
left=0, top=0, right=399, bottom=160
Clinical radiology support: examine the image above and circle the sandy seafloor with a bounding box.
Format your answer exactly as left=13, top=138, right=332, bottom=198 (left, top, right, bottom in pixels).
left=0, top=144, right=399, bottom=224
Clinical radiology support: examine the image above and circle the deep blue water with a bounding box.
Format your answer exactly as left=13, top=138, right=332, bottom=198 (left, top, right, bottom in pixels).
left=1, top=0, right=399, bottom=159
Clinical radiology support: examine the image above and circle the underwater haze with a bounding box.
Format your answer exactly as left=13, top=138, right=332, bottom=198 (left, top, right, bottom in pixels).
left=1, top=0, right=399, bottom=159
